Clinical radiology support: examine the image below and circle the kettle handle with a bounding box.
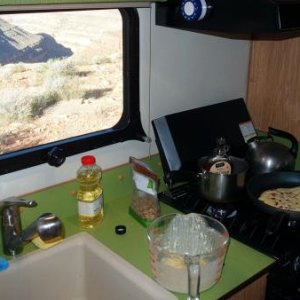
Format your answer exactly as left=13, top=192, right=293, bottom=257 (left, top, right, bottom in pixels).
left=247, top=135, right=273, bottom=144
left=268, top=127, right=298, bottom=158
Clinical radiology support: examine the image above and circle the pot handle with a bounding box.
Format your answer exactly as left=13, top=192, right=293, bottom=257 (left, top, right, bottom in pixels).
left=268, top=127, right=298, bottom=158
left=196, top=169, right=209, bottom=181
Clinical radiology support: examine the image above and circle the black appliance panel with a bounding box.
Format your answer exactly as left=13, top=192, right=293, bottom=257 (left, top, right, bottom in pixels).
left=152, top=98, right=253, bottom=184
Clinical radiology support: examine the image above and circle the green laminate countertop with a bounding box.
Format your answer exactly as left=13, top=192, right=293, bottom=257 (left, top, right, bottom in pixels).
left=0, top=156, right=275, bottom=300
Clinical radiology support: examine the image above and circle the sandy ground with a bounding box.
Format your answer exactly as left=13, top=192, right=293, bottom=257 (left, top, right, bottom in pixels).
left=0, top=10, right=123, bottom=153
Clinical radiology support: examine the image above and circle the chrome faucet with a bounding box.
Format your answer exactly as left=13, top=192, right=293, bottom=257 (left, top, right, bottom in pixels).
left=0, top=197, right=63, bottom=256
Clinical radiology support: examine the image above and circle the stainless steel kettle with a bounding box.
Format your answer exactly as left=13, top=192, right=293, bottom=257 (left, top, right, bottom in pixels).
left=246, top=127, right=298, bottom=175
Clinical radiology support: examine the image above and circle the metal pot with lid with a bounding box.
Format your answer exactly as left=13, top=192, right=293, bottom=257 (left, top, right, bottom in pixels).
left=166, top=138, right=249, bottom=204
left=197, top=156, right=248, bottom=203
left=197, top=137, right=248, bottom=203
left=246, top=127, right=298, bottom=175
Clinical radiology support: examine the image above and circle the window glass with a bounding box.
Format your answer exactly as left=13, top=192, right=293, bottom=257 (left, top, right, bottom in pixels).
left=0, top=10, right=123, bottom=154
left=0, top=8, right=145, bottom=174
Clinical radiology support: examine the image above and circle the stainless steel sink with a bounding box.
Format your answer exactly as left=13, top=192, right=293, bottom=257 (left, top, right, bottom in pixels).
left=0, top=232, right=177, bottom=300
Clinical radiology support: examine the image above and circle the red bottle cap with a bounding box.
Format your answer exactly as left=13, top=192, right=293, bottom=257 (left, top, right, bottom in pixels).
left=81, top=155, right=96, bottom=165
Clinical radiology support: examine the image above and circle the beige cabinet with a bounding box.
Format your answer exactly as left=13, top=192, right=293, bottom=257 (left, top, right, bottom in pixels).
left=227, top=274, right=267, bottom=300
left=246, top=36, right=300, bottom=140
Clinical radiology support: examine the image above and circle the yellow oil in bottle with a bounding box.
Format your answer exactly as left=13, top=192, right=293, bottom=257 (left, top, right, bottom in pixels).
left=78, top=208, right=104, bottom=229
left=77, top=155, right=104, bottom=229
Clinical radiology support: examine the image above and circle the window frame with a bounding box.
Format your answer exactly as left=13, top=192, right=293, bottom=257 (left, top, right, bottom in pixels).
left=0, top=7, right=146, bottom=175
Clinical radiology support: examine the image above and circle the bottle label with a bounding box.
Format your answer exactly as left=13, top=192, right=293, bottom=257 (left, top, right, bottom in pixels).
left=209, top=161, right=232, bottom=175
left=78, top=194, right=103, bottom=217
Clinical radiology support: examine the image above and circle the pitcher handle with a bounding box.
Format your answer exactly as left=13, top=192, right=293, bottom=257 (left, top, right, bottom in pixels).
left=185, top=255, right=201, bottom=300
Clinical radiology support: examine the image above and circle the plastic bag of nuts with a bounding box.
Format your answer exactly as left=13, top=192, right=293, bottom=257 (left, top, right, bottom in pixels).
left=129, top=157, right=160, bottom=226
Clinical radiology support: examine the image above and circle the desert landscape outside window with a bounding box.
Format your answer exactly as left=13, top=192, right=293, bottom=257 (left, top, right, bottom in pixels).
left=0, top=10, right=123, bottom=154
left=0, top=8, right=145, bottom=174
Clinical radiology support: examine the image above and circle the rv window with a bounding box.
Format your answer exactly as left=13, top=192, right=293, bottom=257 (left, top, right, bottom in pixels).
left=0, top=8, right=145, bottom=174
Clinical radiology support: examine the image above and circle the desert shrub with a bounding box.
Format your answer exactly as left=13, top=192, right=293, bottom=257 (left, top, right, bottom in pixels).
left=11, top=63, right=27, bottom=73
left=0, top=87, right=60, bottom=120
left=62, top=82, right=85, bottom=100
left=0, top=56, right=99, bottom=122
left=0, top=89, right=21, bottom=117
left=34, top=58, right=77, bottom=86
left=34, top=62, right=49, bottom=74
left=45, top=58, right=77, bottom=78
left=29, top=91, right=60, bottom=118
left=34, top=58, right=85, bottom=100
left=0, top=63, right=27, bottom=79
left=43, top=74, right=84, bottom=100
left=43, top=76, right=67, bottom=95
left=0, top=137, right=4, bottom=153
left=92, top=56, right=113, bottom=65
left=75, top=53, right=115, bottom=66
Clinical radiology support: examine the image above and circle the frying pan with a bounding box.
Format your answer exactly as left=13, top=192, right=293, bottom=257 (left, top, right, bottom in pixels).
left=246, top=171, right=300, bottom=221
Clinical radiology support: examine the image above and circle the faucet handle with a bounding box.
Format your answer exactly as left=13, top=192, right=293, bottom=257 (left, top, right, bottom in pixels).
left=0, top=197, right=37, bottom=212
left=1, top=197, right=38, bottom=256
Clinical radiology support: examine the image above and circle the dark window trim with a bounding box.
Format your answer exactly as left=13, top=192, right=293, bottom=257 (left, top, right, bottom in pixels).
left=0, top=7, right=146, bottom=175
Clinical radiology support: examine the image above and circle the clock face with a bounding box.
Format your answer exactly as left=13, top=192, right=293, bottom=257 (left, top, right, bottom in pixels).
left=180, top=0, right=209, bottom=21
left=183, top=1, right=197, bottom=17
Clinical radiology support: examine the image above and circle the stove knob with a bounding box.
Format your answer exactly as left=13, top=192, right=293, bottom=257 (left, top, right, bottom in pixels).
left=181, top=0, right=212, bottom=21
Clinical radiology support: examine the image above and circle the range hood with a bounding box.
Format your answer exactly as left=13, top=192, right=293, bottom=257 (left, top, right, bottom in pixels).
left=156, top=0, right=300, bottom=35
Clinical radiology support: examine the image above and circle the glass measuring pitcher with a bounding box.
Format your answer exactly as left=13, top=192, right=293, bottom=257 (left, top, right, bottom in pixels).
left=146, top=213, right=229, bottom=300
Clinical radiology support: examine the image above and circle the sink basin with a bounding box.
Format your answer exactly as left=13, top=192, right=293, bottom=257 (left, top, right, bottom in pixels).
left=0, top=232, right=177, bottom=300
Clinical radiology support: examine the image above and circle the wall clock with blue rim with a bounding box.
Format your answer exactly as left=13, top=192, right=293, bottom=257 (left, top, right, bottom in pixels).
left=181, top=0, right=212, bottom=21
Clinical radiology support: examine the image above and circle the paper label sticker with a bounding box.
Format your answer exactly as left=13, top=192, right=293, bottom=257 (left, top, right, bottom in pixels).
left=239, top=121, right=257, bottom=142
left=78, top=195, right=103, bottom=217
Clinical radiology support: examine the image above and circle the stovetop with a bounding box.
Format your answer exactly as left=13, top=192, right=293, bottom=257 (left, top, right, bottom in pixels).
left=158, top=183, right=300, bottom=300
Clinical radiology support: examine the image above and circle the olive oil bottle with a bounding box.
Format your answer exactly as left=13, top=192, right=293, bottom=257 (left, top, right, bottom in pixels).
left=77, top=155, right=104, bottom=228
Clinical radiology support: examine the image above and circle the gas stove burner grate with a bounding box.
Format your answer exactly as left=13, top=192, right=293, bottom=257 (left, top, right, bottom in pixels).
left=203, top=203, right=237, bottom=221
left=158, top=182, right=200, bottom=213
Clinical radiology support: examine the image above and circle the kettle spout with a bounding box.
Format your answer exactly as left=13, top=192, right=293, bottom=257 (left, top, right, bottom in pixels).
left=247, top=136, right=259, bottom=150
